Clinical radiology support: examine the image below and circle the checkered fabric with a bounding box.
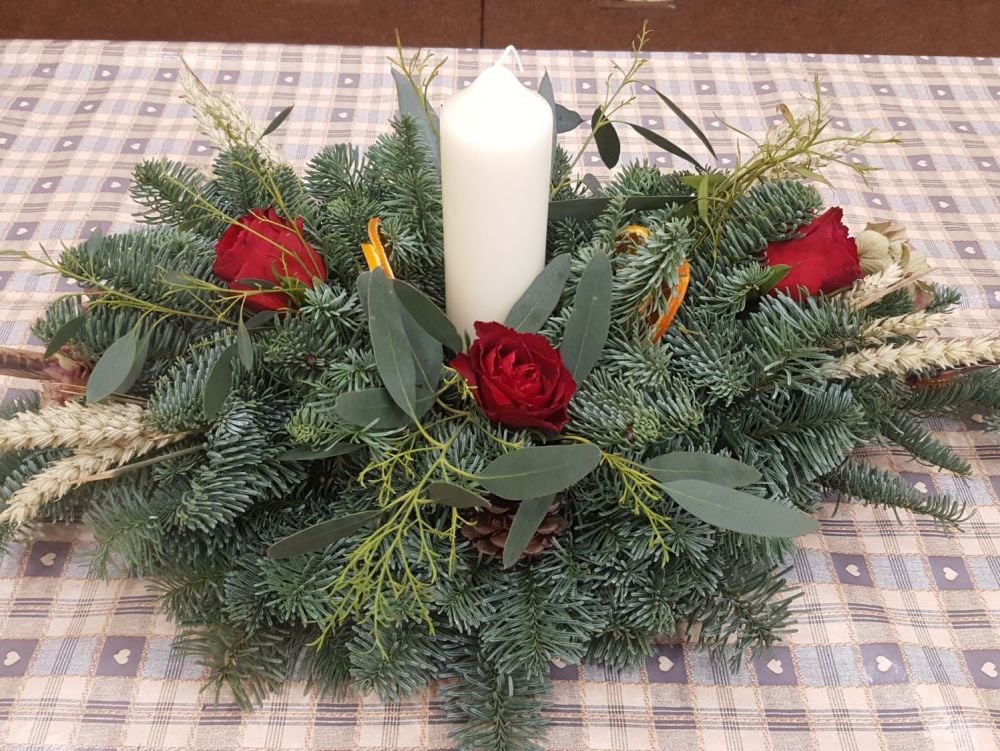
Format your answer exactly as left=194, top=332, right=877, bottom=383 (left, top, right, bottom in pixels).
left=1, top=39, right=999, bottom=750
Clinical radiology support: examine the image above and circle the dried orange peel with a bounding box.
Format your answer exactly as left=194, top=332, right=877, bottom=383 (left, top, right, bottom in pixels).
left=360, top=217, right=395, bottom=279
left=651, top=261, right=690, bottom=342
left=619, top=225, right=690, bottom=342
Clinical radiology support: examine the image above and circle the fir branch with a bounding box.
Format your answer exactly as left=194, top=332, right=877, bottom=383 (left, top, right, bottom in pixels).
left=823, top=462, right=967, bottom=526
left=826, top=336, right=1000, bottom=379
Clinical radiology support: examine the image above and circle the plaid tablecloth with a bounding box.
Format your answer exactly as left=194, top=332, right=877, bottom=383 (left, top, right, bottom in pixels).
left=1, top=39, right=1000, bottom=751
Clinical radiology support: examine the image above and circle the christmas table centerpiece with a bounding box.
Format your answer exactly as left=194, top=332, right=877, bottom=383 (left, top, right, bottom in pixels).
left=2, top=31, right=999, bottom=751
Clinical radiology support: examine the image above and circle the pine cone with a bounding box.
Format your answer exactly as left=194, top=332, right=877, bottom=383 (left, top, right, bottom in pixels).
left=461, top=496, right=568, bottom=560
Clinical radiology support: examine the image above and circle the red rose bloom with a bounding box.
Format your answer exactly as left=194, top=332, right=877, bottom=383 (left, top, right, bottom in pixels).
left=451, top=322, right=577, bottom=433
left=765, top=207, right=863, bottom=300
left=213, top=207, right=327, bottom=312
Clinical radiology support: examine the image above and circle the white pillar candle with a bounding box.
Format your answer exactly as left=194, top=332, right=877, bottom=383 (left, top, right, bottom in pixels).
left=440, top=47, right=554, bottom=340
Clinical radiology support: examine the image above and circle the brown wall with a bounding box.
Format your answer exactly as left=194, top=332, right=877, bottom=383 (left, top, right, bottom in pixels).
left=4, top=0, right=1000, bottom=56
left=484, top=0, right=1000, bottom=56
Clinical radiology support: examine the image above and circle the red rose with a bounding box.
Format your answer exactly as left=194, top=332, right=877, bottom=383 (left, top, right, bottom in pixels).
left=213, top=207, right=327, bottom=312
left=764, top=207, right=863, bottom=300
left=451, top=322, right=577, bottom=433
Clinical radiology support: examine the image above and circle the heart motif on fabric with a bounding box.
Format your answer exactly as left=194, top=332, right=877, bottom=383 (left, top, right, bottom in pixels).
left=913, top=481, right=929, bottom=494
left=3, top=651, right=21, bottom=667
left=551, top=658, right=567, bottom=669
left=766, top=659, right=784, bottom=675
left=844, top=564, right=862, bottom=578
left=875, top=655, right=894, bottom=673
left=942, top=567, right=960, bottom=582
left=657, top=656, right=674, bottom=672
left=38, top=552, right=57, bottom=567
left=981, top=661, right=998, bottom=679
left=112, top=648, right=132, bottom=665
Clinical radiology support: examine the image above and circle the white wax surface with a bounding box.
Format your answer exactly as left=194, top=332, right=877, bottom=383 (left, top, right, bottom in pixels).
left=440, top=63, right=554, bottom=340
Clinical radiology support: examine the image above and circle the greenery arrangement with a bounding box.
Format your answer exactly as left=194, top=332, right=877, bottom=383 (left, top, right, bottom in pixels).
left=2, top=34, right=1000, bottom=751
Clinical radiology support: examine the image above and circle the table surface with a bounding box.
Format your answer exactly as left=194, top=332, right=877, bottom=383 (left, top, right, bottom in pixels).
left=1, top=39, right=1000, bottom=751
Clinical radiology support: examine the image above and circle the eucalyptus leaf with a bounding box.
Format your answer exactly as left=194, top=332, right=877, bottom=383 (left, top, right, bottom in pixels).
left=391, top=67, right=440, bottom=168
left=362, top=271, right=417, bottom=418
left=401, top=305, right=443, bottom=391
left=548, top=194, right=691, bottom=223
left=394, top=279, right=462, bottom=353
left=44, top=315, right=85, bottom=358
left=581, top=173, right=604, bottom=197
left=202, top=344, right=237, bottom=420
left=335, top=388, right=435, bottom=430
left=644, top=451, right=762, bottom=488
left=663, top=479, right=819, bottom=538
left=86, top=330, right=149, bottom=403
left=261, top=105, right=294, bottom=138
left=244, top=310, right=277, bottom=330
left=538, top=71, right=558, bottom=168
left=560, top=251, right=612, bottom=384
left=279, top=444, right=362, bottom=460
left=236, top=320, right=254, bottom=371
left=426, top=482, right=487, bottom=509
left=505, top=255, right=571, bottom=333
left=649, top=86, right=718, bottom=159
left=476, top=444, right=601, bottom=499
left=790, top=164, right=833, bottom=187
left=503, top=495, right=555, bottom=569
left=627, top=122, right=703, bottom=170
left=267, top=510, right=380, bottom=559
left=591, top=107, right=621, bottom=168
left=555, top=104, right=584, bottom=133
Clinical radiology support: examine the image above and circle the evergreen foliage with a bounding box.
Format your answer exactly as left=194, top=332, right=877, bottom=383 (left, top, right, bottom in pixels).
left=2, top=101, right=996, bottom=751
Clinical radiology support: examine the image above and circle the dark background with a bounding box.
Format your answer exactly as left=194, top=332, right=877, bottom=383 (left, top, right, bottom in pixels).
left=4, top=0, right=999, bottom=55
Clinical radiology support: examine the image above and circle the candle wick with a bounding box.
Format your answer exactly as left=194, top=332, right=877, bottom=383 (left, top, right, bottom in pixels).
left=497, top=45, right=525, bottom=73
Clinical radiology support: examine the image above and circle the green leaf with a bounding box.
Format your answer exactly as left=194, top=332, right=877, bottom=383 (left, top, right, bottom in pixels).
left=555, top=104, right=584, bottom=133
left=548, top=194, right=691, bottom=223
left=663, top=479, right=819, bottom=538
left=758, top=264, right=792, bottom=294
left=362, top=271, right=417, bottom=418
left=244, top=310, right=277, bottom=330
left=391, top=68, right=440, bottom=168
left=503, top=495, right=555, bottom=569
left=236, top=320, right=254, bottom=371
left=394, top=279, right=462, bottom=353
left=267, top=511, right=379, bottom=559
left=335, top=388, right=435, bottom=430
left=650, top=85, right=718, bottom=159
left=790, top=164, right=833, bottom=188
left=644, top=451, right=762, bottom=488
left=679, top=173, right=727, bottom=192
left=261, top=105, right=294, bottom=137
left=504, top=255, right=571, bottom=333
left=401, top=306, right=442, bottom=391
left=476, top=444, right=601, bottom=499
left=560, top=251, right=612, bottom=384
left=278, top=444, right=362, bottom=460
left=86, top=330, right=149, bottom=403
left=581, top=173, right=604, bottom=197
left=591, top=107, right=621, bottom=169
left=426, top=482, right=487, bottom=509
left=538, top=71, right=558, bottom=167
left=696, top=173, right=710, bottom=224
left=627, top=122, right=703, bottom=170
left=44, top=314, right=85, bottom=358
left=236, top=277, right=281, bottom=291
left=202, top=344, right=237, bottom=420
